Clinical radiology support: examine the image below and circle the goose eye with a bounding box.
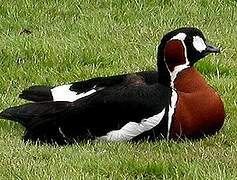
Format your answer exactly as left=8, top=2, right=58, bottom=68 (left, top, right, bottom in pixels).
left=193, top=36, right=207, bottom=52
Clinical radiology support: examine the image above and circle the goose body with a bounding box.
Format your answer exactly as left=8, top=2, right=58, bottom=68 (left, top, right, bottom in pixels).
left=0, top=27, right=225, bottom=145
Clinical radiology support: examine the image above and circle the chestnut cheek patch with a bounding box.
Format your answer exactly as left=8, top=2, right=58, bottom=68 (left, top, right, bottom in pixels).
left=164, top=40, right=186, bottom=71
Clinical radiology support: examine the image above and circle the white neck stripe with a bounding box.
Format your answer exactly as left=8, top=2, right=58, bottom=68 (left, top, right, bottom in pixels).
left=167, top=89, right=178, bottom=139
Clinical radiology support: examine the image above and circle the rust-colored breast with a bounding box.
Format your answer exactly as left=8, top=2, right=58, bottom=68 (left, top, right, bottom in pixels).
left=169, top=68, right=225, bottom=139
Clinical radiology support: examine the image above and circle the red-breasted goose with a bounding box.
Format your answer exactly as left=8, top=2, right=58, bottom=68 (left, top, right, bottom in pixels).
left=0, top=27, right=225, bottom=145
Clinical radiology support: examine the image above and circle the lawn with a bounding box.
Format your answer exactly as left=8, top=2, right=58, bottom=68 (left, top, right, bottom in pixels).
left=0, top=0, right=237, bottom=179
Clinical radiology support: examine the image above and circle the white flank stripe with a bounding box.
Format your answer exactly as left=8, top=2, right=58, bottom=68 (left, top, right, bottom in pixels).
left=97, top=108, right=166, bottom=141
left=51, top=84, right=97, bottom=102
left=166, top=89, right=178, bottom=139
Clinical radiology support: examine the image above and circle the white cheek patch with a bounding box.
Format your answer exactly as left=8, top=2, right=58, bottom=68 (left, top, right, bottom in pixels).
left=51, top=84, right=97, bottom=102
left=193, top=36, right=207, bottom=52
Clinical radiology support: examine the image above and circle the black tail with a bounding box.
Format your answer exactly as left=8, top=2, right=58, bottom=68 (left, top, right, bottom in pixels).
left=19, top=85, right=53, bottom=102
left=0, top=101, right=72, bottom=145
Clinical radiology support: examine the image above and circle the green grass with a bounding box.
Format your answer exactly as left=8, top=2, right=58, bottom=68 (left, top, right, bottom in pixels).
left=0, top=0, right=237, bottom=179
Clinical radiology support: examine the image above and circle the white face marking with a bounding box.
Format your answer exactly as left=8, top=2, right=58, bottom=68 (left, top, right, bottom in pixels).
left=193, top=36, right=207, bottom=52
left=97, top=108, right=166, bottom=141
left=51, top=84, right=97, bottom=102
left=171, top=33, right=187, bottom=41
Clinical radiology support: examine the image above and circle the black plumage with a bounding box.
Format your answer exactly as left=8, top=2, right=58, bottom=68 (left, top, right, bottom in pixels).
left=1, top=83, right=172, bottom=145
left=19, top=71, right=158, bottom=102
left=1, top=27, right=220, bottom=145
